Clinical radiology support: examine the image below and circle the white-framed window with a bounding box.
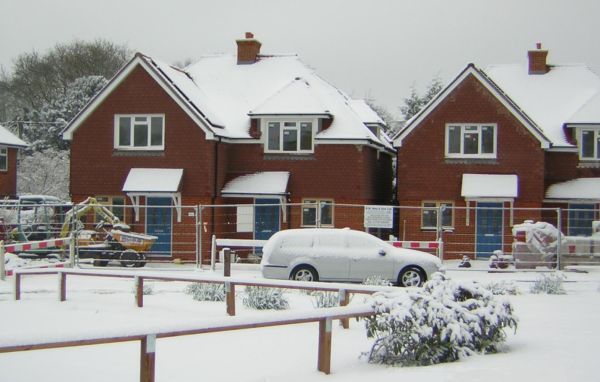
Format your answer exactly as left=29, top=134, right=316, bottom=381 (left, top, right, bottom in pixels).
left=579, top=128, right=600, bottom=160
left=445, top=124, right=497, bottom=158
left=0, top=147, right=7, bottom=171
left=302, top=199, right=333, bottom=227
left=114, top=115, right=164, bottom=150
left=264, top=119, right=315, bottom=153
left=421, top=201, right=454, bottom=230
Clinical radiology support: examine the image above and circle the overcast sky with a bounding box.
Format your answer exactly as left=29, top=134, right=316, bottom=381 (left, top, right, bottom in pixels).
left=2, top=0, right=599, bottom=118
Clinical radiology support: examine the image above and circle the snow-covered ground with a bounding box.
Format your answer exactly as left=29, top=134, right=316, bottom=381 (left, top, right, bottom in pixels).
left=0, top=261, right=599, bottom=382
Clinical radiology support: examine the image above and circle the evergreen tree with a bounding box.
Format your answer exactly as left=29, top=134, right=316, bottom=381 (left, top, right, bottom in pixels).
left=400, top=76, right=444, bottom=121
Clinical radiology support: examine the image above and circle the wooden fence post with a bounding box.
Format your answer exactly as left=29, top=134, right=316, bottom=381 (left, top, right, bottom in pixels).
left=59, top=272, right=67, bottom=302
left=14, top=272, right=21, bottom=300
left=317, top=318, right=332, bottom=374
left=140, top=334, right=156, bottom=382
left=225, top=282, right=235, bottom=316
left=223, top=248, right=231, bottom=277
left=339, top=290, right=350, bottom=329
left=135, top=276, right=144, bottom=307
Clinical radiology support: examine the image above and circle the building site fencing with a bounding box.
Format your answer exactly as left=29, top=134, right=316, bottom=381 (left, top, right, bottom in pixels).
left=1, top=199, right=598, bottom=270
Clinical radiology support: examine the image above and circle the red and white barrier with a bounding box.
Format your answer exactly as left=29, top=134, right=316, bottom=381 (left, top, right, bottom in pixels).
left=4, top=237, right=68, bottom=253
left=390, top=241, right=440, bottom=250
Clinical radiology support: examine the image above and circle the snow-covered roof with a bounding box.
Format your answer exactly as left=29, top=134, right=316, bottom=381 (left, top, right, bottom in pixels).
left=122, top=168, right=183, bottom=193
left=221, top=171, right=289, bottom=197
left=461, top=174, right=519, bottom=198
left=484, top=64, right=600, bottom=147
left=545, top=178, right=600, bottom=200
left=349, top=100, right=385, bottom=125
left=249, top=77, right=330, bottom=116
left=0, top=124, right=28, bottom=148
left=567, top=91, right=600, bottom=124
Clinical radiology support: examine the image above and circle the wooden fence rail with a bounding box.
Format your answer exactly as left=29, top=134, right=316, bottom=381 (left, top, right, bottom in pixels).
left=2, top=275, right=375, bottom=381
left=12, top=268, right=390, bottom=328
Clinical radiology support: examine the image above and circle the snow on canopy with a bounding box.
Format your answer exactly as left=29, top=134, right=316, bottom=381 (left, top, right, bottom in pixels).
left=485, top=64, right=600, bottom=147
left=144, top=54, right=389, bottom=149
left=461, top=174, right=518, bottom=198
left=545, top=177, right=600, bottom=200
left=122, top=168, right=183, bottom=192
left=221, top=171, right=290, bottom=196
left=0, top=124, right=28, bottom=148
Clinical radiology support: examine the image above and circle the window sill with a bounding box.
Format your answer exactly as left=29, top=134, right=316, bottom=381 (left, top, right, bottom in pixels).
left=113, top=150, right=165, bottom=157
left=577, top=161, right=600, bottom=169
left=444, top=158, right=498, bottom=165
left=264, top=153, right=315, bottom=161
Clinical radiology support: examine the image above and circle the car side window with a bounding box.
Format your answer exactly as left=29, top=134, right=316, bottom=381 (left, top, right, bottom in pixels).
left=315, top=233, right=346, bottom=248
left=281, top=235, right=314, bottom=248
left=347, top=234, right=379, bottom=249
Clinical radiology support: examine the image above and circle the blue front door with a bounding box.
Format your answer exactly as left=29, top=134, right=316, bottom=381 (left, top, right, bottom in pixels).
left=146, top=197, right=172, bottom=256
left=568, top=204, right=595, bottom=236
left=476, top=202, right=503, bottom=258
left=254, top=199, right=280, bottom=241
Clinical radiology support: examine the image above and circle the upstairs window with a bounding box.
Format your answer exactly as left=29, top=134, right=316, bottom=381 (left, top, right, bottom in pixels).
left=265, top=120, right=314, bottom=153
left=580, top=128, right=600, bottom=160
left=115, top=115, right=164, bottom=150
left=0, top=147, right=6, bottom=171
left=446, top=124, right=496, bottom=158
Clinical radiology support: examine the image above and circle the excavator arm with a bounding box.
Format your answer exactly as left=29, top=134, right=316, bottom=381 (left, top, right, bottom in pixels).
left=60, top=197, right=121, bottom=238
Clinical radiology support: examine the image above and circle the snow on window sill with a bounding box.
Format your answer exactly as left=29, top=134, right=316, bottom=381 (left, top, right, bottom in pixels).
left=264, top=153, right=315, bottom=161
left=577, top=161, right=600, bottom=169
left=112, top=150, right=165, bottom=157
left=444, top=158, right=498, bottom=165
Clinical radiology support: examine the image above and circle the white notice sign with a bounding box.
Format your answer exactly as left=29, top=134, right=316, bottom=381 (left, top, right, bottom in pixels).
left=364, top=205, right=394, bottom=229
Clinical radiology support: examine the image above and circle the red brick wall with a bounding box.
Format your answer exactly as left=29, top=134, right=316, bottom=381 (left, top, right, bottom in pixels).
left=545, top=151, right=600, bottom=189
left=70, top=65, right=216, bottom=199
left=396, top=74, right=546, bottom=258
left=0, top=148, right=19, bottom=198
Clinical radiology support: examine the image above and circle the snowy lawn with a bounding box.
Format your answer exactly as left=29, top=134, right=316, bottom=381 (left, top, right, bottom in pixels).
left=0, top=262, right=599, bottom=382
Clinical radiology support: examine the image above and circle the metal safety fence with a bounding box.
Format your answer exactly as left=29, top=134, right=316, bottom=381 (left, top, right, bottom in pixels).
left=1, top=199, right=598, bottom=270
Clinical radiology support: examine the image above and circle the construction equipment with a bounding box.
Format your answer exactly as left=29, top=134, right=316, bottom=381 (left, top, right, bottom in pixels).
left=60, top=197, right=157, bottom=267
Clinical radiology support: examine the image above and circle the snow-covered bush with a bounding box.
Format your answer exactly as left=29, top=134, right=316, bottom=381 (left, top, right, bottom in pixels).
left=363, top=274, right=393, bottom=287
left=311, top=291, right=339, bottom=308
left=132, top=283, right=154, bottom=296
left=364, top=273, right=518, bottom=366
left=243, top=286, right=289, bottom=310
left=184, top=283, right=225, bottom=302
left=485, top=280, right=520, bottom=295
left=3, top=253, right=28, bottom=270
left=530, top=273, right=566, bottom=295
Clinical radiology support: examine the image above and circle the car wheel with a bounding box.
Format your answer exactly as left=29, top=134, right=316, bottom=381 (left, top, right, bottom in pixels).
left=399, top=267, right=424, bottom=287
left=93, top=259, right=109, bottom=267
left=119, top=249, right=139, bottom=268
left=290, top=266, right=318, bottom=282
left=134, top=252, right=147, bottom=268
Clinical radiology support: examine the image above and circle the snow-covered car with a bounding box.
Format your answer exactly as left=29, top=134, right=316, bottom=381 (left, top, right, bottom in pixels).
left=260, top=228, right=443, bottom=286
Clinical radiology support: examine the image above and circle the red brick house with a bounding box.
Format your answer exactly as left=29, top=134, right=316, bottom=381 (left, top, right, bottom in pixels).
left=62, top=33, right=394, bottom=261
left=393, top=44, right=600, bottom=258
left=0, top=124, right=28, bottom=198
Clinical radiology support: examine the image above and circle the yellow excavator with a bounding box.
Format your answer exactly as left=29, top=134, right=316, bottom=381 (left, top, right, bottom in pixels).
left=61, top=197, right=157, bottom=267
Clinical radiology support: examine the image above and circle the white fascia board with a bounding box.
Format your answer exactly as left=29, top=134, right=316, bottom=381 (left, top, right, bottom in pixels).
left=394, top=65, right=552, bottom=150
left=546, top=146, right=578, bottom=153
left=62, top=56, right=215, bottom=141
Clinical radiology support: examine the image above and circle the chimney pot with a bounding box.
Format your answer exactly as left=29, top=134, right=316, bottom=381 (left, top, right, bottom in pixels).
left=536, top=42, right=542, bottom=50
left=245, top=32, right=254, bottom=39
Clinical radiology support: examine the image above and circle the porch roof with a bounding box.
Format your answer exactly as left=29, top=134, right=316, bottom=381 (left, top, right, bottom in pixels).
left=122, top=168, right=183, bottom=193
left=545, top=177, right=600, bottom=200
left=461, top=174, right=519, bottom=199
left=221, top=171, right=290, bottom=198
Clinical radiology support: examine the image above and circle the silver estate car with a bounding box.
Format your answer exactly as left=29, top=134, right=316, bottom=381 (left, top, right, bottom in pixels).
left=260, top=228, right=443, bottom=287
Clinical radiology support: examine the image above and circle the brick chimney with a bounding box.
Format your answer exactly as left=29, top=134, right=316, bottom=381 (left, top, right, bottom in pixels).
left=528, top=43, right=549, bottom=75
left=236, top=32, right=262, bottom=64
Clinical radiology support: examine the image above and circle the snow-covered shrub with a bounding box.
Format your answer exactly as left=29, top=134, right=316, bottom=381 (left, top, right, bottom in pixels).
left=243, top=286, right=289, bottom=310
left=312, top=291, right=339, bottom=308
left=485, top=280, right=520, bottom=295
left=530, top=273, right=566, bottom=295
left=363, top=275, right=393, bottom=287
left=3, top=253, right=28, bottom=270
left=184, top=283, right=225, bottom=302
left=132, top=281, right=154, bottom=296
left=364, top=273, right=518, bottom=366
